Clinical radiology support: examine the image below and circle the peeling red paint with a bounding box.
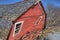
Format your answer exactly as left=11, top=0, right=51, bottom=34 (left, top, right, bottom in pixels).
left=7, top=2, right=46, bottom=40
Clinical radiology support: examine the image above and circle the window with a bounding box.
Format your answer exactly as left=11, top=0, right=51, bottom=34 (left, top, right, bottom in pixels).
left=13, top=21, right=24, bottom=36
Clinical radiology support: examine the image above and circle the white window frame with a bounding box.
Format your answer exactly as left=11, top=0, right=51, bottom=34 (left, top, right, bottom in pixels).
left=13, top=21, right=24, bottom=37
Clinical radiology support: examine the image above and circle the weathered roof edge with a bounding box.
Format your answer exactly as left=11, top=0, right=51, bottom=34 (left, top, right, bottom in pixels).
left=11, top=0, right=41, bottom=21
left=0, top=0, right=41, bottom=21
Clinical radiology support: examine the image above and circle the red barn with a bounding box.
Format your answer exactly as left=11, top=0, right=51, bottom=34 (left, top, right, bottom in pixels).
left=7, top=0, right=46, bottom=40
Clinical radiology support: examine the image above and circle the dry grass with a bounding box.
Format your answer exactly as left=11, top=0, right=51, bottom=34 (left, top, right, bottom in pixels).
left=0, top=28, right=9, bottom=40
left=42, top=26, right=60, bottom=37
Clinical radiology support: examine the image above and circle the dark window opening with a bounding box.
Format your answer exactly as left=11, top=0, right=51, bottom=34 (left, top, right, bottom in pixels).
left=15, top=22, right=22, bottom=35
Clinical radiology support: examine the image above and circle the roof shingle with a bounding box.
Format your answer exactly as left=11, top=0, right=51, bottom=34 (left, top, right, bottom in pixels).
left=0, top=0, right=38, bottom=21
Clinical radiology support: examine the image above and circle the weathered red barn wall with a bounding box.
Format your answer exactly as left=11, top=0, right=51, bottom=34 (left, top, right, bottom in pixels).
left=8, top=3, right=45, bottom=40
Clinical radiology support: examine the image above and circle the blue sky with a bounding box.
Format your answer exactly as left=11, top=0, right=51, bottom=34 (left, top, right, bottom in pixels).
left=0, top=0, right=24, bottom=4
left=0, top=0, right=60, bottom=8
left=42, top=0, right=60, bottom=8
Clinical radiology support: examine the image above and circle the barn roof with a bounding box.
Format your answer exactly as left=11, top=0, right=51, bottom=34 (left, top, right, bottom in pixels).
left=0, top=0, right=41, bottom=21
